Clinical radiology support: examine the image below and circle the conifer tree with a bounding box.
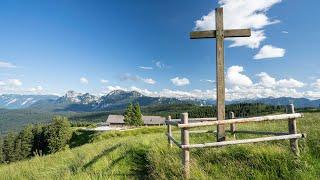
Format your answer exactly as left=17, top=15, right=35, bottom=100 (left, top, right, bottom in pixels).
left=19, top=125, right=34, bottom=158
left=0, top=137, right=3, bottom=163
left=124, top=103, right=134, bottom=125
left=14, top=138, right=22, bottom=161
left=32, top=124, right=46, bottom=155
left=45, top=116, right=72, bottom=153
left=3, top=132, right=16, bottom=162
left=133, top=103, right=143, bottom=126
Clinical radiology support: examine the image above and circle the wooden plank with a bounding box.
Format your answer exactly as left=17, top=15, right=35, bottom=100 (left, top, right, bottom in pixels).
left=164, top=120, right=179, bottom=126
left=233, top=130, right=289, bottom=136
left=287, top=104, right=300, bottom=156
left=181, top=113, right=190, bottom=179
left=190, top=29, right=251, bottom=39
left=190, top=30, right=215, bottom=39
left=224, top=29, right=251, bottom=37
left=181, top=134, right=305, bottom=149
left=170, top=117, right=217, bottom=122
left=229, top=112, right=236, bottom=136
left=166, top=116, right=173, bottom=147
left=178, top=113, right=303, bottom=128
left=165, top=133, right=181, bottom=148
left=215, top=7, right=226, bottom=142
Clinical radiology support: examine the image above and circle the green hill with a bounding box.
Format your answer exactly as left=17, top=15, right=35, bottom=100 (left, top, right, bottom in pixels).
left=0, top=113, right=319, bottom=179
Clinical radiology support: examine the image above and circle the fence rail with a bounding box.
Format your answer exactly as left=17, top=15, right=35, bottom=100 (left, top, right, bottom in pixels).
left=165, top=104, right=305, bottom=179
left=165, top=113, right=303, bottom=128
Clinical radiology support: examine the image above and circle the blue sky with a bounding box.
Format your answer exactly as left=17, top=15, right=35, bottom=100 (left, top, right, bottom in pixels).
left=0, top=0, right=320, bottom=100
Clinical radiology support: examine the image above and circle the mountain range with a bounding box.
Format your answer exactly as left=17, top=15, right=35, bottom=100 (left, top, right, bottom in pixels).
left=0, top=90, right=319, bottom=112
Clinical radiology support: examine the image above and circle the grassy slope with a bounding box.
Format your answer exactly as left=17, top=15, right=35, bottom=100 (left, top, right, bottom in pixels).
left=0, top=113, right=319, bottom=179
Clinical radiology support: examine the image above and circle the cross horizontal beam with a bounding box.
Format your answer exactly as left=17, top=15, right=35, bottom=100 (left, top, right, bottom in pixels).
left=190, top=29, right=251, bottom=39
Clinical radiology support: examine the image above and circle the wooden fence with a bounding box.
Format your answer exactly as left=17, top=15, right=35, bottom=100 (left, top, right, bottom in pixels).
left=165, top=104, right=305, bottom=179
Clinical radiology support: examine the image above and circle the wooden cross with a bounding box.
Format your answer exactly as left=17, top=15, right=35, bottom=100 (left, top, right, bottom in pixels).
left=190, top=7, right=251, bottom=142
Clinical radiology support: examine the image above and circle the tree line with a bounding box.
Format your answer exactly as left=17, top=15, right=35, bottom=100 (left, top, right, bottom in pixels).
left=0, top=116, right=72, bottom=164
left=142, top=103, right=285, bottom=119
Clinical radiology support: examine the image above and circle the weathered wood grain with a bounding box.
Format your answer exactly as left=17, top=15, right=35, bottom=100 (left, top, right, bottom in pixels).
left=165, top=133, right=181, bottom=148
left=216, top=7, right=226, bottom=142
left=287, top=104, right=300, bottom=156
left=229, top=112, right=236, bottom=137
left=166, top=116, right=173, bottom=147
left=190, top=29, right=251, bottom=39
left=178, top=113, right=303, bottom=128
left=181, top=133, right=305, bottom=149
left=181, top=113, right=190, bottom=179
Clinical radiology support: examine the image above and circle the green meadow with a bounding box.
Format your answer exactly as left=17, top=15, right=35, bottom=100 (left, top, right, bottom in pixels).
left=0, top=112, right=319, bottom=179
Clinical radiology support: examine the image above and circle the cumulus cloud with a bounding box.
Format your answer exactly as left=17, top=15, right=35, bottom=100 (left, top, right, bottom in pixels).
left=277, top=78, right=304, bottom=88
left=229, top=30, right=266, bottom=49
left=8, top=79, right=22, bottom=86
left=226, top=66, right=253, bottom=87
left=28, top=86, right=44, bottom=93
left=138, top=66, right=153, bottom=70
left=194, top=0, right=281, bottom=48
left=224, top=66, right=306, bottom=99
left=257, top=72, right=276, bottom=87
left=171, top=77, right=190, bottom=86
left=106, top=86, right=127, bottom=92
left=100, top=79, right=109, bottom=84
left=312, top=79, right=320, bottom=90
left=142, top=78, right=156, bottom=85
left=254, top=45, right=285, bottom=59
left=0, top=61, right=16, bottom=68
left=80, top=77, right=89, bottom=84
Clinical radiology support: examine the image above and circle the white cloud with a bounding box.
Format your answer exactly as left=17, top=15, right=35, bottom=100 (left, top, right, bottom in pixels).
left=100, top=79, right=109, bottom=84
left=226, top=66, right=253, bottom=87
left=277, top=78, right=304, bottom=88
left=254, top=45, right=285, bottom=59
left=8, top=79, right=22, bottom=86
left=106, top=86, right=127, bottom=92
left=154, top=61, right=170, bottom=69
left=194, top=0, right=281, bottom=48
left=28, top=86, right=44, bottom=93
left=119, top=74, right=156, bottom=85
left=0, top=81, right=5, bottom=86
left=229, top=30, right=266, bottom=49
left=80, top=77, right=89, bottom=84
left=0, top=61, right=16, bottom=68
left=155, top=61, right=164, bottom=69
left=142, top=78, right=156, bottom=85
left=201, top=79, right=215, bottom=83
left=130, top=86, right=154, bottom=96
left=138, top=66, right=153, bottom=70
left=281, top=31, right=289, bottom=34
left=171, top=77, right=190, bottom=86
left=312, top=79, right=320, bottom=90
left=257, top=72, right=276, bottom=87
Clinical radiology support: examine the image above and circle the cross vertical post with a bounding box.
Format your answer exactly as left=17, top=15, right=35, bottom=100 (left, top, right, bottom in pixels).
left=215, top=8, right=226, bottom=142
left=190, top=7, right=251, bottom=142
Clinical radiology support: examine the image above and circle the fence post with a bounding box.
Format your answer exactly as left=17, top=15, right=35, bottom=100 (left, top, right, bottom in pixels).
left=181, top=113, right=190, bottom=179
left=287, top=104, right=300, bottom=156
left=229, top=111, right=236, bottom=138
left=167, top=116, right=173, bottom=147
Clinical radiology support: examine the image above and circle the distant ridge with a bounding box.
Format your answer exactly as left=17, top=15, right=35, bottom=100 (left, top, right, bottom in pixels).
left=1, top=90, right=320, bottom=111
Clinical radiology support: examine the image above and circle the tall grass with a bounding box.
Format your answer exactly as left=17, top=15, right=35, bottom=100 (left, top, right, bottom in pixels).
left=0, top=113, right=319, bottom=179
